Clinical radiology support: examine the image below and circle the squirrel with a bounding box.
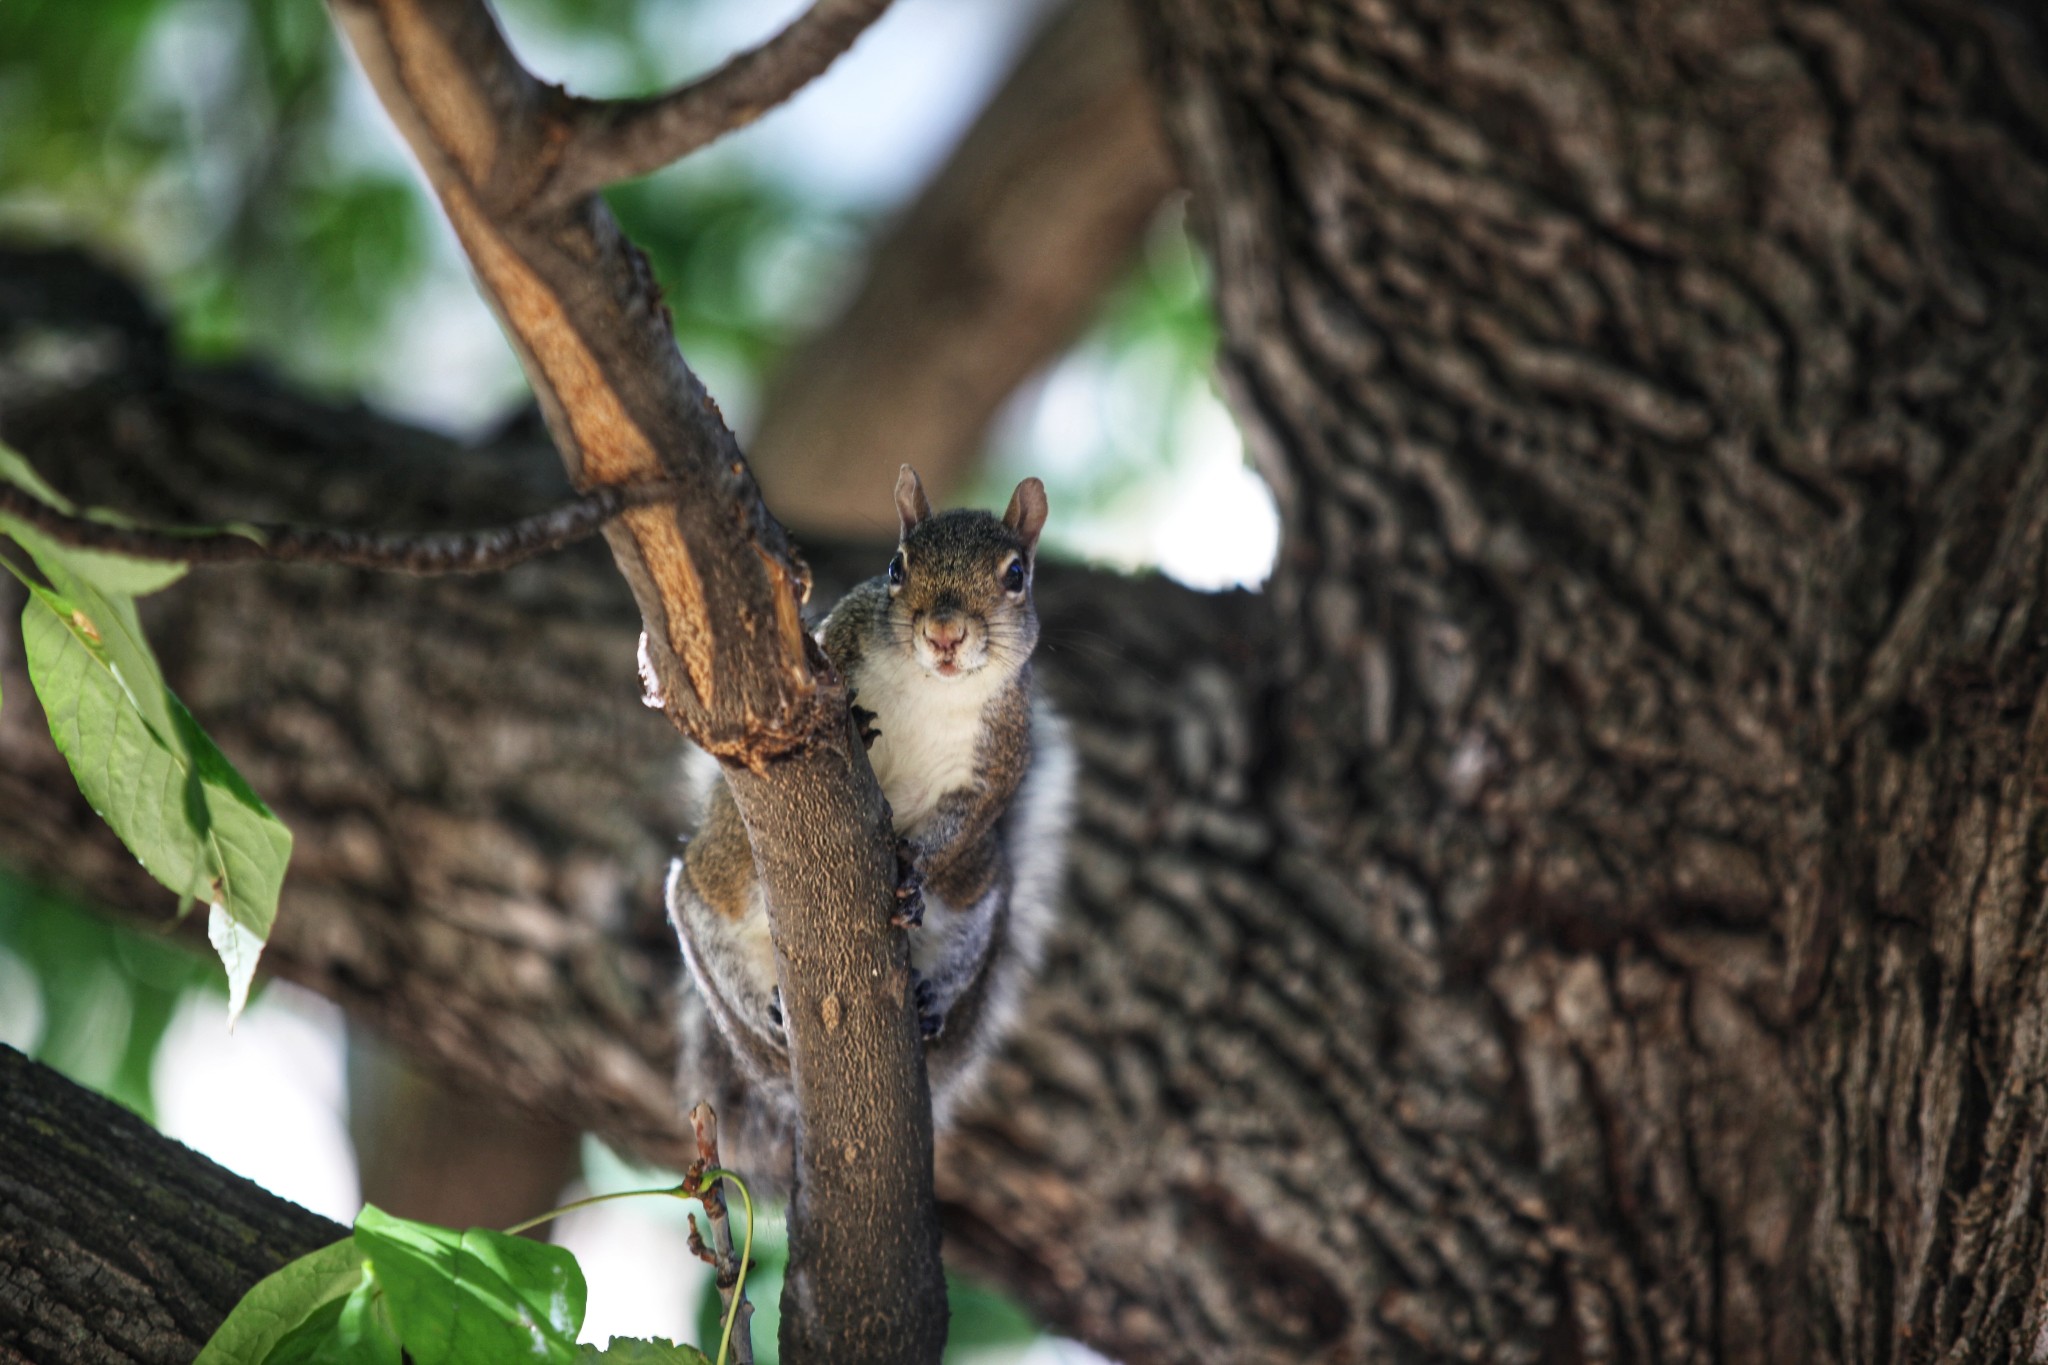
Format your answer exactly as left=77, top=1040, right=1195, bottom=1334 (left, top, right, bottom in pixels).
left=666, top=465, right=1075, bottom=1165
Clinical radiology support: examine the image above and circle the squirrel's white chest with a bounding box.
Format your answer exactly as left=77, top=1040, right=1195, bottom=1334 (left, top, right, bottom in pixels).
left=854, top=648, right=1001, bottom=833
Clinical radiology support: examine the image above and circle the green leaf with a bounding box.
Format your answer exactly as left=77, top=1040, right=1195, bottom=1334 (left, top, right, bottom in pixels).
left=19, top=584, right=291, bottom=1020
left=268, top=1264, right=403, bottom=1365
left=260, top=1295, right=350, bottom=1365
left=194, top=1237, right=363, bottom=1365
left=314, top=1267, right=404, bottom=1365
left=353, top=1204, right=587, bottom=1365
left=0, top=446, right=74, bottom=510
left=209, top=902, right=267, bottom=1024
left=576, top=1339, right=712, bottom=1365
left=11, top=519, right=191, bottom=597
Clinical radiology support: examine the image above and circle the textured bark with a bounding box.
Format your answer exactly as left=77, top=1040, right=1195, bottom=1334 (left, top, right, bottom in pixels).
left=8, top=0, right=2048, bottom=1357
left=328, top=0, right=827, bottom=761
left=0, top=1045, right=344, bottom=1364
left=749, top=0, right=1177, bottom=529
left=1129, top=0, right=2048, bottom=1359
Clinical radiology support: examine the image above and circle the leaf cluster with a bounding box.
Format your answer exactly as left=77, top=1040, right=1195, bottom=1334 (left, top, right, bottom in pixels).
left=198, top=1205, right=714, bottom=1365
left=0, top=446, right=291, bottom=1022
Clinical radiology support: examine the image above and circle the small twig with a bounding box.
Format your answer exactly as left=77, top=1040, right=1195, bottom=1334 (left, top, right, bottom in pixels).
left=502, top=1183, right=690, bottom=1238
left=690, top=1102, right=755, bottom=1365
left=546, top=0, right=893, bottom=203
left=0, top=480, right=683, bottom=576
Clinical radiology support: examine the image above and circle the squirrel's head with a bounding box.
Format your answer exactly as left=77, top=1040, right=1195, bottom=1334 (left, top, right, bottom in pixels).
left=883, top=464, right=1046, bottom=681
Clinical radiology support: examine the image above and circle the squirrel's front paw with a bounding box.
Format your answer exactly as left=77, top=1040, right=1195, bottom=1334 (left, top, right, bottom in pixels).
left=849, top=689, right=881, bottom=751
left=909, top=968, right=944, bottom=1041
left=890, top=838, right=926, bottom=928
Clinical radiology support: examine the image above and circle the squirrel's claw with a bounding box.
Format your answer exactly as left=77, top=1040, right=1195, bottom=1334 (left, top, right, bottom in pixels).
left=849, top=689, right=881, bottom=750
left=909, top=968, right=944, bottom=1040
left=890, top=839, right=925, bottom=928
left=766, top=986, right=784, bottom=1032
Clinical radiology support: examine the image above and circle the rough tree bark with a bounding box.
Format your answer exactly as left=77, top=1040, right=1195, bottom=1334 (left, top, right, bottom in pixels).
left=1137, top=0, right=2048, bottom=1359
left=0, top=1045, right=343, bottom=1364
left=9, top=0, right=2048, bottom=1360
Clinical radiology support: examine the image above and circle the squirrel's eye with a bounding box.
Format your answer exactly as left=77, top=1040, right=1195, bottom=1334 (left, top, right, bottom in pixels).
left=888, top=554, right=906, bottom=587
left=1003, top=559, right=1026, bottom=593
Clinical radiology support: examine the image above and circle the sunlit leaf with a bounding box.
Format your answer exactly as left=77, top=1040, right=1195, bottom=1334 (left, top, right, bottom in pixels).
left=266, top=1263, right=404, bottom=1365
left=193, top=1237, right=362, bottom=1365
left=0, top=446, right=70, bottom=508
left=2, top=441, right=291, bottom=1018
left=208, top=903, right=266, bottom=1025
left=318, top=1265, right=404, bottom=1365
left=354, top=1204, right=586, bottom=1365
left=19, top=583, right=291, bottom=1022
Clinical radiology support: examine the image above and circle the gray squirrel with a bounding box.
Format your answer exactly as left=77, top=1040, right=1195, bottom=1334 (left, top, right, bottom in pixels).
left=666, top=465, right=1075, bottom=1163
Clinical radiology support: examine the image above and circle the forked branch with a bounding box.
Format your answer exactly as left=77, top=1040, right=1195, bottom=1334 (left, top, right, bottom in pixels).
left=545, top=0, right=894, bottom=204
left=327, top=0, right=821, bottom=759
left=326, top=0, right=946, bottom=1360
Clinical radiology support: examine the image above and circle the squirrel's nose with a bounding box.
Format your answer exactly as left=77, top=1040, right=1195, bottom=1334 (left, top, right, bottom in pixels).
left=924, top=617, right=966, bottom=652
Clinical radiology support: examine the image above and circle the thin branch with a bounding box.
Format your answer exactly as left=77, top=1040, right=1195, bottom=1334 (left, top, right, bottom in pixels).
left=328, top=0, right=949, bottom=1358
left=0, top=480, right=683, bottom=576
left=688, top=1102, right=755, bottom=1365
left=546, top=0, right=893, bottom=203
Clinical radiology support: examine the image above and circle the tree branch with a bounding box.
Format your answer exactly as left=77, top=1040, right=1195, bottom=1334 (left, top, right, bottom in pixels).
left=0, top=1045, right=345, bottom=1361
left=751, top=0, right=1178, bottom=530
left=0, top=478, right=682, bottom=575
left=544, top=0, right=894, bottom=205
left=349, top=1029, right=584, bottom=1234
left=0, top=311, right=1281, bottom=1362
left=688, top=1103, right=756, bottom=1365
left=324, top=0, right=945, bottom=1358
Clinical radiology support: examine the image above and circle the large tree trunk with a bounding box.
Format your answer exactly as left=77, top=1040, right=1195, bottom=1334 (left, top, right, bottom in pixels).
left=0, top=1045, right=343, bottom=1364
left=1135, top=0, right=2048, bottom=1359
left=8, top=0, right=2048, bottom=1358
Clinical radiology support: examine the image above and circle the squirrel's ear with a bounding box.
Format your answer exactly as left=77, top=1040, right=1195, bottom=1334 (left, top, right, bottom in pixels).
left=895, top=464, right=932, bottom=538
left=1003, top=477, right=1048, bottom=554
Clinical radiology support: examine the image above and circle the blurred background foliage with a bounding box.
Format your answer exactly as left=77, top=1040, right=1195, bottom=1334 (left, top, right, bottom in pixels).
left=0, top=0, right=1259, bottom=576
left=0, top=872, right=219, bottom=1125
left=1, top=0, right=1248, bottom=1357
left=0, top=0, right=424, bottom=387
